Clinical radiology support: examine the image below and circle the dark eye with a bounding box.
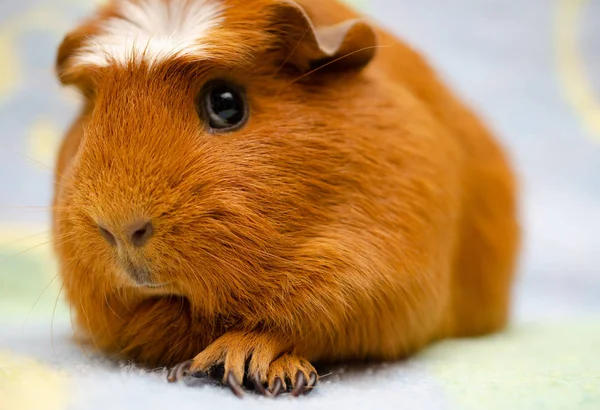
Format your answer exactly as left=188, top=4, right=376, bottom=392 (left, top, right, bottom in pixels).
left=198, top=80, right=248, bottom=132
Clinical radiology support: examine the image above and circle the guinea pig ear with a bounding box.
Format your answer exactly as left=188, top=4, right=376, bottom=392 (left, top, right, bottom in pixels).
left=55, top=24, right=99, bottom=96
left=271, top=0, right=378, bottom=73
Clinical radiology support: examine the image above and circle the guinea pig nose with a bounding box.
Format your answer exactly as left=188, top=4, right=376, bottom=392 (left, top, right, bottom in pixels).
left=126, top=219, right=154, bottom=248
left=98, top=224, right=117, bottom=246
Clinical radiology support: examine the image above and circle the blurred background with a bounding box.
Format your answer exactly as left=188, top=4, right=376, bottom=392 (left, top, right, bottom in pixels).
left=0, top=0, right=598, bottom=409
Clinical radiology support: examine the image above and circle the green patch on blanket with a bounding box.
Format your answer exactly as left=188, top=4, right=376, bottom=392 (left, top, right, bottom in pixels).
left=421, top=321, right=600, bottom=410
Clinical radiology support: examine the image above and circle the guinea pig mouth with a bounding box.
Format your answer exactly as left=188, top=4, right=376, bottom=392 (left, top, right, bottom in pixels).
left=121, top=264, right=165, bottom=288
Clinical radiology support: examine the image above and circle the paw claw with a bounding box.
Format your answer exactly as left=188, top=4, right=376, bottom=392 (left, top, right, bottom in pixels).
left=166, top=360, right=193, bottom=383
left=291, top=372, right=306, bottom=397
left=252, top=374, right=271, bottom=397
left=304, top=372, right=318, bottom=395
left=226, top=371, right=245, bottom=398
left=270, top=377, right=284, bottom=397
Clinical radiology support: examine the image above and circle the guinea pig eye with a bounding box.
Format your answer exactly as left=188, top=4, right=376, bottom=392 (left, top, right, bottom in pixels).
left=198, top=80, right=248, bottom=132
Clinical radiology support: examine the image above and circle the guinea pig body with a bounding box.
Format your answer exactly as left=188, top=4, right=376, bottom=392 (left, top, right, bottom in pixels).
left=53, top=0, right=519, bottom=395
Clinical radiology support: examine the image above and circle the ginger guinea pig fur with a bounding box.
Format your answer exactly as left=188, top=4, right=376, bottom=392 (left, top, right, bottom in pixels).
left=52, top=0, right=520, bottom=397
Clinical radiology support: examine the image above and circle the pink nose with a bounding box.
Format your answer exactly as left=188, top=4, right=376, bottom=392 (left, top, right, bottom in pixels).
left=98, top=219, right=154, bottom=248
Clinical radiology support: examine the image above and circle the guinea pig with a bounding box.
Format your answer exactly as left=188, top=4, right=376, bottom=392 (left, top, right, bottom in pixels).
left=52, top=0, right=520, bottom=398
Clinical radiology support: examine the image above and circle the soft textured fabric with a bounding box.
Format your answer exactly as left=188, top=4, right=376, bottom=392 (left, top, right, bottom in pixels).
left=1, top=0, right=599, bottom=409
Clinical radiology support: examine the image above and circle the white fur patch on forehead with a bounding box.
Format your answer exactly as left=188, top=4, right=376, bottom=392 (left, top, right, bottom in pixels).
left=73, top=0, right=225, bottom=68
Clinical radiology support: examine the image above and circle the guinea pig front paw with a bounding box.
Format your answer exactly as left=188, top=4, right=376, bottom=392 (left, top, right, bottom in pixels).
left=166, top=331, right=318, bottom=398
left=266, top=354, right=318, bottom=397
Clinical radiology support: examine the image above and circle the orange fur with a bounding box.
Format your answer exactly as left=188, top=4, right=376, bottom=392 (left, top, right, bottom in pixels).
left=52, top=0, right=520, bottom=393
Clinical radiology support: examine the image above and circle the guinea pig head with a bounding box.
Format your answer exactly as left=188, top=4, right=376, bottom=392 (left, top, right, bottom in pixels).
left=53, top=0, right=378, bottom=314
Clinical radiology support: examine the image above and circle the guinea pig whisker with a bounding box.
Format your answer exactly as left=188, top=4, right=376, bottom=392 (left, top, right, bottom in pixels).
left=78, top=278, right=102, bottom=354
left=101, top=293, right=122, bottom=351
left=0, top=230, right=50, bottom=247
left=20, top=236, right=75, bottom=334
left=270, top=25, right=313, bottom=79
left=1, top=145, right=69, bottom=187
left=0, top=205, right=69, bottom=214
left=284, top=44, right=391, bottom=88
left=0, top=240, right=55, bottom=265
left=61, top=261, right=94, bottom=363
left=24, top=271, right=61, bottom=326
left=50, top=278, right=66, bottom=357
left=171, top=247, right=210, bottom=290
left=104, top=290, right=124, bottom=322
left=1, top=145, right=55, bottom=174
left=0, top=205, right=56, bottom=209
left=6, top=231, right=74, bottom=253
